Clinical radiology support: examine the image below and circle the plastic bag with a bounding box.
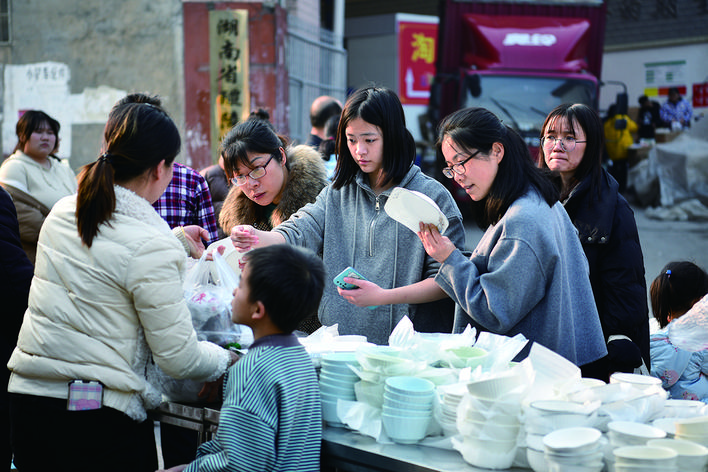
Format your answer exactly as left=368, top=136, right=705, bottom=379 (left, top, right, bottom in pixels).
left=152, top=252, right=252, bottom=403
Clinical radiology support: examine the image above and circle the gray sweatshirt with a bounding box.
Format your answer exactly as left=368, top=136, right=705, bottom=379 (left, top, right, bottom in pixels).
left=436, top=188, right=607, bottom=366
left=274, top=165, right=465, bottom=345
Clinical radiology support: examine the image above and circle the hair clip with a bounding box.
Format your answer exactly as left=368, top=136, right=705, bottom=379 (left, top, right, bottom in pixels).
left=666, top=269, right=672, bottom=278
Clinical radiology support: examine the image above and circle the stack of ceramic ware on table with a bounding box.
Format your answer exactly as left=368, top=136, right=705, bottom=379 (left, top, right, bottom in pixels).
left=524, top=400, right=600, bottom=472
left=647, top=438, right=708, bottom=471
left=381, top=376, right=435, bottom=444
left=604, top=420, right=667, bottom=471
left=319, top=352, right=359, bottom=426
left=674, top=416, right=708, bottom=447
left=351, top=344, right=424, bottom=409
left=612, top=445, right=678, bottom=472
left=436, top=383, right=467, bottom=436
left=526, top=427, right=605, bottom=472
left=451, top=369, right=526, bottom=470
left=652, top=400, right=707, bottom=439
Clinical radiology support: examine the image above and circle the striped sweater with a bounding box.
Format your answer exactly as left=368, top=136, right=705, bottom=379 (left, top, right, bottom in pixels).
left=186, top=334, right=322, bottom=471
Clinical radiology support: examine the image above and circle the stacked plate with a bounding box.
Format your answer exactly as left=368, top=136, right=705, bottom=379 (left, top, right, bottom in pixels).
left=525, top=400, right=599, bottom=472
left=452, top=371, right=525, bottom=470
left=436, top=383, right=467, bottom=436
left=605, top=421, right=667, bottom=470
left=533, top=427, right=605, bottom=472
left=381, top=376, right=435, bottom=444
left=675, top=415, right=708, bottom=446
left=612, top=445, right=678, bottom=472
left=647, top=438, right=708, bottom=472
left=319, top=352, right=360, bottom=426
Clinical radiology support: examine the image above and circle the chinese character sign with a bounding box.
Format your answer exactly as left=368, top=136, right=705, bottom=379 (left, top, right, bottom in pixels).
left=398, top=21, right=438, bottom=105
left=210, top=9, right=250, bottom=161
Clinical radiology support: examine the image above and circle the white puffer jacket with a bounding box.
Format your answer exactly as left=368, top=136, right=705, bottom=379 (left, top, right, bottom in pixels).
left=7, top=185, right=230, bottom=421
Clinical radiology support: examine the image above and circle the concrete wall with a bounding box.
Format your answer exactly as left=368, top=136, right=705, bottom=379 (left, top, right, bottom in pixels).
left=1, top=0, right=185, bottom=171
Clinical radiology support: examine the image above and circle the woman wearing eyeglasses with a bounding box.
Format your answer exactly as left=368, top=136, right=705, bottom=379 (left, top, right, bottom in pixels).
left=417, top=107, right=606, bottom=367
left=538, top=103, right=649, bottom=381
left=229, top=87, right=465, bottom=345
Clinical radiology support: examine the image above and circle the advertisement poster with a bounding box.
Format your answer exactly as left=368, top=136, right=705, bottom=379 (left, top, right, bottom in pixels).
left=398, top=20, right=438, bottom=106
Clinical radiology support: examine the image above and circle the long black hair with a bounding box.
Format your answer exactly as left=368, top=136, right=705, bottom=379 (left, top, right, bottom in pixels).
left=438, top=107, right=558, bottom=229
left=333, top=86, right=415, bottom=189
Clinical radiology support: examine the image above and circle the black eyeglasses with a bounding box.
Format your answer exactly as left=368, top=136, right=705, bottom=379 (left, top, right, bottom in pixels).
left=541, top=136, right=586, bottom=152
left=231, top=155, right=275, bottom=186
left=442, top=150, right=482, bottom=178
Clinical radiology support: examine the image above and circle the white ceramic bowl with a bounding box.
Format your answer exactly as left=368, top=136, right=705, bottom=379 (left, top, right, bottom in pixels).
left=319, top=380, right=355, bottom=397
left=647, top=438, right=708, bottom=471
left=382, top=411, right=431, bottom=444
left=608, top=421, right=667, bottom=446
left=663, top=399, right=706, bottom=418
left=613, top=445, right=678, bottom=466
left=383, top=393, right=432, bottom=411
left=321, top=398, right=342, bottom=425
left=652, top=417, right=681, bottom=438
left=453, top=435, right=517, bottom=470
left=320, top=389, right=355, bottom=403
left=457, top=418, right=520, bottom=441
left=444, top=345, right=488, bottom=369
left=319, top=373, right=356, bottom=389
left=382, top=404, right=432, bottom=419
left=322, top=351, right=359, bottom=364
left=610, top=372, right=662, bottom=392
left=384, top=376, right=435, bottom=396
left=465, top=371, right=524, bottom=399
left=383, top=388, right=434, bottom=405
left=320, top=367, right=359, bottom=382
left=526, top=447, right=549, bottom=472
left=674, top=432, right=708, bottom=447
left=675, top=415, right=708, bottom=436
left=543, top=427, right=602, bottom=454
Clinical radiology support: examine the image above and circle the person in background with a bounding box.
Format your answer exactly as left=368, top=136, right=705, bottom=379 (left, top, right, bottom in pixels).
left=153, top=161, right=219, bottom=246
left=306, top=95, right=342, bottom=149
left=603, top=103, right=638, bottom=194
left=0, top=186, right=33, bottom=471
left=538, top=103, right=649, bottom=381
left=230, top=86, right=466, bottom=345
left=650, top=261, right=708, bottom=401
left=417, top=107, right=606, bottom=367
left=7, top=93, right=238, bottom=472
left=157, top=244, right=325, bottom=472
left=318, top=114, right=340, bottom=180
left=660, top=87, right=693, bottom=130
left=200, top=156, right=231, bottom=239
left=0, top=110, right=77, bottom=263
left=637, top=95, right=665, bottom=141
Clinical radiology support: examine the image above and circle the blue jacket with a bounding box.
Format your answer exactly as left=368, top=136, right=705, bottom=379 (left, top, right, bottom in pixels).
left=437, top=188, right=607, bottom=366
left=651, top=327, right=708, bottom=402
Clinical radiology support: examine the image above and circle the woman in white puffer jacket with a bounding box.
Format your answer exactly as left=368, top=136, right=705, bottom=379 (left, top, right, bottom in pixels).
left=7, top=93, right=238, bottom=472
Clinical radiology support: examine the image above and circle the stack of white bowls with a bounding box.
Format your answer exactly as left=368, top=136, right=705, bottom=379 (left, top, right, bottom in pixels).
left=612, top=445, right=678, bottom=472
left=534, top=427, right=605, bottom=472
left=525, top=400, right=599, bottom=472
left=319, top=352, right=359, bottom=426
left=381, top=376, right=435, bottom=444
left=436, top=382, right=467, bottom=436
left=605, top=421, right=667, bottom=471
left=675, top=416, right=708, bottom=446
left=647, top=438, right=708, bottom=472
left=452, top=370, right=525, bottom=470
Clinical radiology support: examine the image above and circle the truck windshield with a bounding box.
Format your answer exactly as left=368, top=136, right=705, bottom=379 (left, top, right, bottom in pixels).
left=461, top=74, right=597, bottom=145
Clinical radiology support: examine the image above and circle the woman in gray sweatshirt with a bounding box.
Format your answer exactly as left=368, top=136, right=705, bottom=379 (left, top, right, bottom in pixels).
left=418, top=107, right=606, bottom=367
left=229, top=87, right=465, bottom=345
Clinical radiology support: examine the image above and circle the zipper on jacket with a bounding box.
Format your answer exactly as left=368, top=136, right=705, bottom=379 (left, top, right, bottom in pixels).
left=368, top=197, right=380, bottom=256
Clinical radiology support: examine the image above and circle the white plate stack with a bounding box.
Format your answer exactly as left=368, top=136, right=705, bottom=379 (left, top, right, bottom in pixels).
left=525, top=400, right=599, bottom=472
left=675, top=416, right=708, bottom=447
left=537, top=427, right=605, bottom=472
left=436, top=383, right=467, bottom=436
left=381, top=376, right=435, bottom=444
left=452, top=371, right=525, bottom=470
left=612, top=445, right=678, bottom=472
left=319, top=352, right=360, bottom=426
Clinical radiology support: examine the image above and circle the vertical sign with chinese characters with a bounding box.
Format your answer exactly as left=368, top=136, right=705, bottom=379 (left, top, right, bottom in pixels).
left=397, top=20, right=438, bottom=105
left=209, top=9, right=250, bottom=160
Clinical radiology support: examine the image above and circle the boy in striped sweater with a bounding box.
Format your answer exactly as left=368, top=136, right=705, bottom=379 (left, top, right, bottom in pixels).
left=160, top=245, right=325, bottom=472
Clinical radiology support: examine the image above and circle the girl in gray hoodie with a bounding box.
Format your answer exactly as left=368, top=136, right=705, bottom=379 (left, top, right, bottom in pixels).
left=230, top=87, right=465, bottom=345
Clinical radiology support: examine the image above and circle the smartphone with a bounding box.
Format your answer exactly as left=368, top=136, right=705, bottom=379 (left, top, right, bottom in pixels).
left=333, top=266, right=369, bottom=290
left=67, top=380, right=104, bottom=411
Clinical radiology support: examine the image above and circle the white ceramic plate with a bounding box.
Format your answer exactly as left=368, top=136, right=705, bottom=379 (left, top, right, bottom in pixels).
left=384, top=187, right=449, bottom=235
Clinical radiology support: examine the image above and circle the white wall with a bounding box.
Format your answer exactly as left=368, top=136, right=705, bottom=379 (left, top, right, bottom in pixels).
left=600, top=43, right=708, bottom=124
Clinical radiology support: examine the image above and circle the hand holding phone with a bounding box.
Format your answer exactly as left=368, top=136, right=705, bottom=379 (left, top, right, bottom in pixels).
left=333, top=267, right=377, bottom=309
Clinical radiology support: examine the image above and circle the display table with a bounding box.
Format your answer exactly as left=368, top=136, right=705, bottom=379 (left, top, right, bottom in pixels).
left=322, top=427, right=526, bottom=472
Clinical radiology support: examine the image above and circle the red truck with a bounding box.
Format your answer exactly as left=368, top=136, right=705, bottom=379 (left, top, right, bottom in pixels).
left=426, top=0, right=607, bottom=204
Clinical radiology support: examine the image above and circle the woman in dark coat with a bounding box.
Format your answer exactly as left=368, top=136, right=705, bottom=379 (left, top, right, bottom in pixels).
left=539, top=103, right=650, bottom=382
